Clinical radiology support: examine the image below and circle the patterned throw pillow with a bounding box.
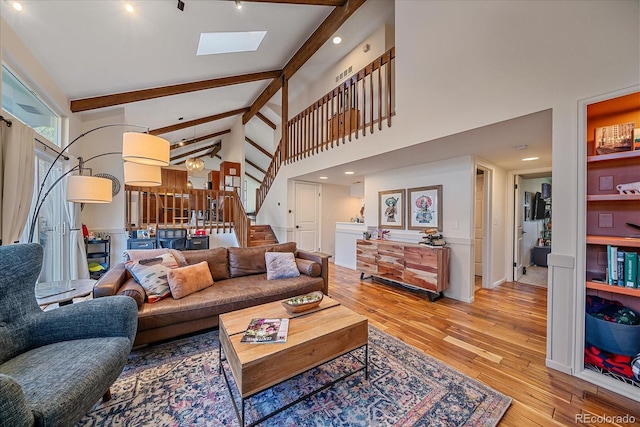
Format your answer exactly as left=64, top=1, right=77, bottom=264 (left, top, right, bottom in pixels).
left=125, top=252, right=179, bottom=303
left=265, top=252, right=300, bottom=280
left=633, top=353, right=640, bottom=381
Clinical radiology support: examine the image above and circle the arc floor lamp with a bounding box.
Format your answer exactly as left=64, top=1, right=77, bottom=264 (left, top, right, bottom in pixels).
left=27, top=124, right=170, bottom=243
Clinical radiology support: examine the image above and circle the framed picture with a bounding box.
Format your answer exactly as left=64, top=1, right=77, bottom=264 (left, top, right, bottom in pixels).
left=595, top=122, right=635, bottom=155
left=407, top=185, right=443, bottom=231
left=378, top=189, right=405, bottom=229
left=137, top=229, right=149, bottom=239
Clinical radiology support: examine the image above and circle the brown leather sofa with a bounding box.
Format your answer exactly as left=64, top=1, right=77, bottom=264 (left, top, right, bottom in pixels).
left=94, top=242, right=329, bottom=346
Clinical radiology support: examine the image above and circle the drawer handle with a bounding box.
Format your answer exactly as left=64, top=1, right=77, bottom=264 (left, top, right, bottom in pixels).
left=140, top=243, right=149, bottom=247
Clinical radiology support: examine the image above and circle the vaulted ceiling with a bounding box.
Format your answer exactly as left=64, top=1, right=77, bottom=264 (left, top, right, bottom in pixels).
left=1, top=0, right=395, bottom=184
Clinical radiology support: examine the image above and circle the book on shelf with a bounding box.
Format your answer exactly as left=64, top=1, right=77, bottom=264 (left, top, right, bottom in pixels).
left=616, top=250, right=625, bottom=286
left=240, top=318, right=289, bottom=344
left=625, top=251, right=638, bottom=288
left=608, top=246, right=618, bottom=285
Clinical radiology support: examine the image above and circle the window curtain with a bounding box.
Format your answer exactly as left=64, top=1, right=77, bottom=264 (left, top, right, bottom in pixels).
left=0, top=111, right=35, bottom=245
left=63, top=155, right=89, bottom=279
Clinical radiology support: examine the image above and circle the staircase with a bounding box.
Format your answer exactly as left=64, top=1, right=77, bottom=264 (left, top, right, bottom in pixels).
left=249, top=225, right=278, bottom=247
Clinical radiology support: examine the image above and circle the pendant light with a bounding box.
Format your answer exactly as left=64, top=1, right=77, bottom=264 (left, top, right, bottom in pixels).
left=184, top=124, right=205, bottom=171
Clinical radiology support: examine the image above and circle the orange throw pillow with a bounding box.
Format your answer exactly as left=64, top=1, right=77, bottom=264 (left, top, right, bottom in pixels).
left=167, top=261, right=214, bottom=299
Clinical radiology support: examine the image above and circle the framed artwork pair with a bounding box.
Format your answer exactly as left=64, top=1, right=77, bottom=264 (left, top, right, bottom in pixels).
left=379, top=185, right=442, bottom=231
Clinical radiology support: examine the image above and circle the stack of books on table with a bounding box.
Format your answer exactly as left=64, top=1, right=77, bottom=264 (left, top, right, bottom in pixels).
left=606, top=246, right=640, bottom=288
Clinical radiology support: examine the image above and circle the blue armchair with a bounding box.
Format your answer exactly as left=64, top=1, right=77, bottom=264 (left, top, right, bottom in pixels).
left=0, top=243, right=138, bottom=427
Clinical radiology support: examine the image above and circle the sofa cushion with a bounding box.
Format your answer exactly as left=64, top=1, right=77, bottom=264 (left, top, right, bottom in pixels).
left=125, top=252, right=180, bottom=303
left=135, top=273, right=325, bottom=331
left=265, top=252, right=300, bottom=280
left=117, top=281, right=146, bottom=308
left=167, top=261, right=214, bottom=299
left=296, top=258, right=321, bottom=277
left=228, top=246, right=274, bottom=278
left=182, top=247, right=230, bottom=281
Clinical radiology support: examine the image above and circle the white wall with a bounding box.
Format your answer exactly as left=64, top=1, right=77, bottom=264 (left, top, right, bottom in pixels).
left=320, top=183, right=363, bottom=256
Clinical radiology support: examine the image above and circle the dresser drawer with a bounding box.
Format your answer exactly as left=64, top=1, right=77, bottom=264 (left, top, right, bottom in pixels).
left=127, top=239, right=157, bottom=250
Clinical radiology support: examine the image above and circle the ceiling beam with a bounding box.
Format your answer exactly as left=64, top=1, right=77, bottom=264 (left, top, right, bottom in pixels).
left=171, top=129, right=231, bottom=150
left=245, top=172, right=262, bottom=184
left=243, top=0, right=366, bottom=124
left=171, top=141, right=221, bottom=162
left=245, top=158, right=267, bottom=175
left=245, top=137, right=273, bottom=158
left=70, top=70, right=281, bottom=113
left=256, top=112, right=277, bottom=130
left=150, top=108, right=249, bottom=135
left=240, top=0, right=347, bottom=6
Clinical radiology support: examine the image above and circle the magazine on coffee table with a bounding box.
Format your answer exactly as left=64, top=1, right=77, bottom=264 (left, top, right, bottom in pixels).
left=241, top=318, right=289, bottom=343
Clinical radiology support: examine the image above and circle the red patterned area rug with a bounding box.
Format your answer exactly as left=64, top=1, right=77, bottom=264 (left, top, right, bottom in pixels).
left=79, top=325, right=511, bottom=426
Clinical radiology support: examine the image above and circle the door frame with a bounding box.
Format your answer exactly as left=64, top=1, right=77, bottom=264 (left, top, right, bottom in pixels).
left=293, top=180, right=321, bottom=252
left=506, top=167, right=552, bottom=282
left=474, top=161, right=493, bottom=289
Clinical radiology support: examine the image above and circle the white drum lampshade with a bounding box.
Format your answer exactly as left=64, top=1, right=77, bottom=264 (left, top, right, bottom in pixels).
left=124, top=162, right=162, bottom=186
left=122, top=132, right=170, bottom=166
left=67, top=175, right=112, bottom=203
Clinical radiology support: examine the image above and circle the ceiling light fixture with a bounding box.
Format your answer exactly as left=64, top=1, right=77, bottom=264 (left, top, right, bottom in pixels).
left=332, top=36, right=342, bottom=45
left=319, top=176, right=328, bottom=180
left=522, top=157, right=539, bottom=161
left=125, top=3, right=134, bottom=13
left=12, top=2, right=22, bottom=11
left=344, top=171, right=354, bottom=175
left=235, top=0, right=242, bottom=10
left=185, top=157, right=205, bottom=172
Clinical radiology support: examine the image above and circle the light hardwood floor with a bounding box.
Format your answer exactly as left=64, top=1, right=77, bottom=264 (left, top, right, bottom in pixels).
left=328, top=263, right=640, bottom=426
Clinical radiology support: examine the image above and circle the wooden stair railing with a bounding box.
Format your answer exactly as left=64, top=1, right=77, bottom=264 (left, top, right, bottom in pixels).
left=256, top=47, right=395, bottom=213
left=125, top=186, right=250, bottom=247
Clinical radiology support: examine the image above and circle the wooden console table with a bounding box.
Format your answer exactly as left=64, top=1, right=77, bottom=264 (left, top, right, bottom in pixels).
left=356, top=239, right=450, bottom=301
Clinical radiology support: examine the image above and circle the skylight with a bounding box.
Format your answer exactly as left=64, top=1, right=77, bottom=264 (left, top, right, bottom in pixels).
left=197, top=31, right=267, bottom=56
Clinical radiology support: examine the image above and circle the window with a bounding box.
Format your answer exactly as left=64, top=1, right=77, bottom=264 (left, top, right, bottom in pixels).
left=1, top=65, right=60, bottom=145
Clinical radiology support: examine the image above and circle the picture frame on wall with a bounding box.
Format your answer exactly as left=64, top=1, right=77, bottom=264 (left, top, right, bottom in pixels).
left=378, top=189, right=405, bottom=229
left=407, top=185, right=443, bottom=231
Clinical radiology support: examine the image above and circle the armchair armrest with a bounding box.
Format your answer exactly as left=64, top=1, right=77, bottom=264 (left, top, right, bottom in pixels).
left=94, top=263, right=128, bottom=297
left=30, top=296, right=138, bottom=349
left=0, top=374, right=34, bottom=426
left=296, top=250, right=330, bottom=295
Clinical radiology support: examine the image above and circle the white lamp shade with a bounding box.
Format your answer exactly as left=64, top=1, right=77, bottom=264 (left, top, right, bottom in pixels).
left=67, top=175, right=112, bottom=203
left=122, top=132, right=170, bottom=166
left=124, top=162, right=162, bottom=186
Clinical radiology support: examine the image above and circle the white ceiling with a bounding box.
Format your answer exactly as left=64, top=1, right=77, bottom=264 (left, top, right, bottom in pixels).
left=2, top=0, right=551, bottom=187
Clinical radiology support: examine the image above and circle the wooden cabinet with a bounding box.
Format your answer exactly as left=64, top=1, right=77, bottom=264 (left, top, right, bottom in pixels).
left=584, top=90, right=640, bottom=391
left=329, top=109, right=358, bottom=141
left=161, top=168, right=187, bottom=190
left=208, top=170, right=220, bottom=190
left=356, top=239, right=450, bottom=301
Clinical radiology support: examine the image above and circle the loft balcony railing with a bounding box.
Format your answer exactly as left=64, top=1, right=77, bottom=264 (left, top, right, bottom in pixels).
left=256, top=47, right=395, bottom=213
left=124, top=186, right=250, bottom=247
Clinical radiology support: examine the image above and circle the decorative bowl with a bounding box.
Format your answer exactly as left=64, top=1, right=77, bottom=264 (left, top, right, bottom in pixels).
left=282, top=291, right=324, bottom=313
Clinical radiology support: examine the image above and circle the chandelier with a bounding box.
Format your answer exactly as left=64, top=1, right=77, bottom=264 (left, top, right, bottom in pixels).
left=185, top=157, right=204, bottom=172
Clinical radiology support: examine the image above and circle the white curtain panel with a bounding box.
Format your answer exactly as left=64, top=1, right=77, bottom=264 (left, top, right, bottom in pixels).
left=0, top=111, right=35, bottom=245
left=63, top=155, right=89, bottom=279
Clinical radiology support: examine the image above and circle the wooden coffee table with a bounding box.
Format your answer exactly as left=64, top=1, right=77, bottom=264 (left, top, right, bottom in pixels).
left=219, top=296, right=368, bottom=427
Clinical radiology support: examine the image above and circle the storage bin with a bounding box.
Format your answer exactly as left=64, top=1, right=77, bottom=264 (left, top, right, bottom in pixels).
left=585, top=313, right=640, bottom=356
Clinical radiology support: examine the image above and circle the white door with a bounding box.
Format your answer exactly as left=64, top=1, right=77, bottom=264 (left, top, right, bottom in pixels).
left=294, top=182, right=320, bottom=252
left=513, top=175, right=524, bottom=281
left=475, top=174, right=484, bottom=276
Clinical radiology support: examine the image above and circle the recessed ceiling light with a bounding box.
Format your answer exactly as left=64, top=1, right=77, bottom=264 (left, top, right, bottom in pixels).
left=522, top=157, right=539, bottom=161
left=125, top=3, right=134, bottom=13
left=344, top=171, right=354, bottom=175
left=197, top=31, right=267, bottom=56
left=319, top=176, right=328, bottom=180
left=333, top=36, right=342, bottom=45
left=513, top=144, right=528, bottom=150
left=12, top=2, right=22, bottom=11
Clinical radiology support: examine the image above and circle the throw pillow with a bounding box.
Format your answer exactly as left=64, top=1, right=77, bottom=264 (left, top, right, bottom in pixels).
left=124, top=248, right=187, bottom=266
left=167, top=261, right=214, bottom=299
left=117, top=280, right=146, bottom=308
left=125, top=252, right=179, bottom=303
left=228, top=246, right=273, bottom=278
left=295, top=258, right=321, bottom=277
left=265, top=252, right=300, bottom=280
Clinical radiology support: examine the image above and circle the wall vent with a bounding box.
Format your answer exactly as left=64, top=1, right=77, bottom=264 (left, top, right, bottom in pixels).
left=335, top=65, right=354, bottom=84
